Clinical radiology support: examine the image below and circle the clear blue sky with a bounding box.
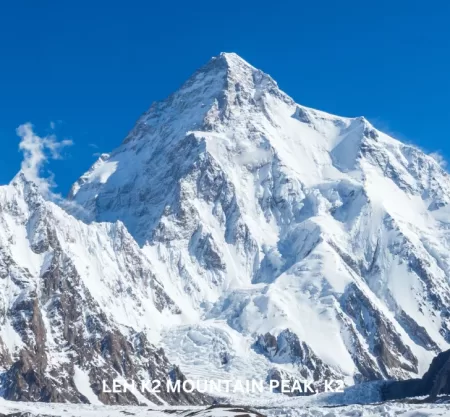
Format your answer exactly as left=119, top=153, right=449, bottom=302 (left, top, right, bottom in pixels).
left=1, top=0, right=449, bottom=194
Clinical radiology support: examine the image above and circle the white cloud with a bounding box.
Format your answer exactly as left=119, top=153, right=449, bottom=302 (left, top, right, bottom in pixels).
left=17, top=123, right=73, bottom=195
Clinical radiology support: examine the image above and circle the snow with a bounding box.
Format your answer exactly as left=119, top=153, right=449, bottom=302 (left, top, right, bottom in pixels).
left=3, top=212, right=43, bottom=276
left=84, top=160, right=118, bottom=185
left=73, top=366, right=102, bottom=405
left=0, top=320, right=23, bottom=355
left=1, top=398, right=450, bottom=416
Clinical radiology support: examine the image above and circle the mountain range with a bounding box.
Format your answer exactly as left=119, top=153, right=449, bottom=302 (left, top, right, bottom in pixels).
left=1, top=52, right=450, bottom=405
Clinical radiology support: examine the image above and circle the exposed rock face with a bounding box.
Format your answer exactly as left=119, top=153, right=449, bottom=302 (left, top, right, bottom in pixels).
left=340, top=283, right=418, bottom=379
left=382, top=349, right=450, bottom=401
left=254, top=330, right=339, bottom=387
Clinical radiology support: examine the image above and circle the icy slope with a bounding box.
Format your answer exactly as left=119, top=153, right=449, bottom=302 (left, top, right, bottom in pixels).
left=68, top=52, right=450, bottom=390
left=0, top=173, right=208, bottom=405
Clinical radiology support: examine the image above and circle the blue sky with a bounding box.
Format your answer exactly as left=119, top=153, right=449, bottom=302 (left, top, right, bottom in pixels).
left=1, top=0, right=449, bottom=194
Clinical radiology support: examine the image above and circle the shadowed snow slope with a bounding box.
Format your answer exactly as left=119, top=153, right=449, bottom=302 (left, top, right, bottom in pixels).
left=2, top=53, right=450, bottom=405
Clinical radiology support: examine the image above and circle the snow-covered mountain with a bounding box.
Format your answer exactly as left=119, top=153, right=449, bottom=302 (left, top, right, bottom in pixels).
left=0, top=174, right=208, bottom=405
left=2, top=52, right=450, bottom=405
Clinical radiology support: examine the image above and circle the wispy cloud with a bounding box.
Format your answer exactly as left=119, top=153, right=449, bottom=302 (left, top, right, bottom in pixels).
left=366, top=116, right=410, bottom=143
left=368, top=116, right=449, bottom=169
left=15, top=123, right=94, bottom=221
left=17, top=123, right=73, bottom=195
left=89, top=143, right=102, bottom=158
left=430, top=151, right=447, bottom=168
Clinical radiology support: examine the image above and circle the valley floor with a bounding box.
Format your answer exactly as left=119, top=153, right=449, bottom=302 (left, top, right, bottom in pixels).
left=1, top=399, right=450, bottom=417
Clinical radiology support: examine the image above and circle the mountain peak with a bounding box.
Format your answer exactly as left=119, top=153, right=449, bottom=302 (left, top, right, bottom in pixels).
left=204, top=52, right=254, bottom=70
left=216, top=52, right=255, bottom=69
left=197, top=52, right=279, bottom=96
left=117, top=52, right=289, bottom=148
left=10, top=170, right=39, bottom=196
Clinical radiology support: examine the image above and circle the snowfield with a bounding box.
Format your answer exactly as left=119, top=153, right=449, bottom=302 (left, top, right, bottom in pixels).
left=1, top=398, right=450, bottom=416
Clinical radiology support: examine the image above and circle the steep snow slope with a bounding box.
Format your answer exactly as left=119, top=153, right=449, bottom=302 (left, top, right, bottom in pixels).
left=0, top=173, right=208, bottom=405
left=69, top=53, right=450, bottom=391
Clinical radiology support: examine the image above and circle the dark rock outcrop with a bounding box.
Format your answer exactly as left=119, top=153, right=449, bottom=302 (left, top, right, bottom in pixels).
left=254, top=329, right=339, bottom=389
left=381, top=349, right=450, bottom=401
